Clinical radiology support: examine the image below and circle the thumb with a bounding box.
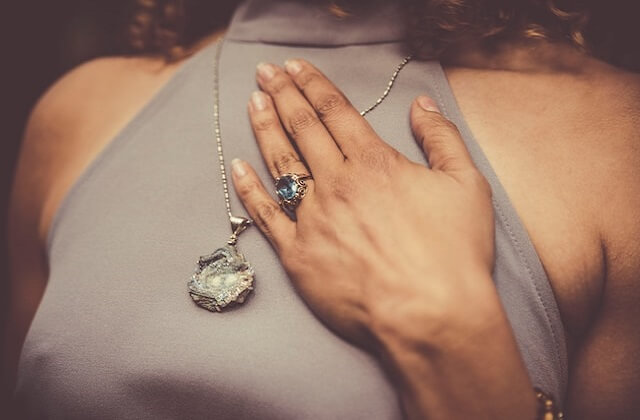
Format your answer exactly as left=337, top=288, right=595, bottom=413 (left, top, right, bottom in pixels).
left=410, top=95, right=475, bottom=174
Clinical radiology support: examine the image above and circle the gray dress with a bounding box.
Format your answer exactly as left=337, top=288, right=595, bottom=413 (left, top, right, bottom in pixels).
left=15, top=1, right=568, bottom=418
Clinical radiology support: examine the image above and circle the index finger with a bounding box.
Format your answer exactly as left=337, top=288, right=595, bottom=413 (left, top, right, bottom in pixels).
left=283, top=59, right=379, bottom=156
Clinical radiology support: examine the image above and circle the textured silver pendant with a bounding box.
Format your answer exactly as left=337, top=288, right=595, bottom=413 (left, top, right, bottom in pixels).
left=188, top=244, right=255, bottom=312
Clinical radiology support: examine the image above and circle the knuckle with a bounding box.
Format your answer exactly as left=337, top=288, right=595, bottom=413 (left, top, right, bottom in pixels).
left=267, top=75, right=290, bottom=95
left=274, top=152, right=301, bottom=173
left=238, top=180, right=261, bottom=197
left=324, top=172, right=357, bottom=203
left=253, top=116, right=278, bottom=132
left=433, top=153, right=459, bottom=171
left=314, top=93, right=347, bottom=119
left=296, top=70, right=320, bottom=89
left=288, top=108, right=320, bottom=135
left=421, top=129, right=451, bottom=157
left=430, top=117, right=460, bottom=136
left=356, top=143, right=398, bottom=173
left=255, top=201, right=280, bottom=226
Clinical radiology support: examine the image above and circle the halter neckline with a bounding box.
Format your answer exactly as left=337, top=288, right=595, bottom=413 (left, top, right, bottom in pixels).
left=226, top=0, right=405, bottom=46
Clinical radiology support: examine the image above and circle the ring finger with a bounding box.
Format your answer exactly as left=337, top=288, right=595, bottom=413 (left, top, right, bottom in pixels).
left=248, top=91, right=316, bottom=214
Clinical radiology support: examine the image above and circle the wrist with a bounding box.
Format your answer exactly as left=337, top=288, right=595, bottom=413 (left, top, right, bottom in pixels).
left=368, top=266, right=499, bottom=358
left=368, top=269, right=539, bottom=419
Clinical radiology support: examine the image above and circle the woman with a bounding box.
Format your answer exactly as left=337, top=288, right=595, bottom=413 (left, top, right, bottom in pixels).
left=4, top=0, right=640, bottom=418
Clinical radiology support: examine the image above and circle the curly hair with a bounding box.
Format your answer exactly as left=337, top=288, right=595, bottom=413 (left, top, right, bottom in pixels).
left=127, top=0, right=640, bottom=71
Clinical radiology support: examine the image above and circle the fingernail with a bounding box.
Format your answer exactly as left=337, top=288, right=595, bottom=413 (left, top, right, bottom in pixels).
left=284, top=59, right=303, bottom=75
left=250, top=91, right=267, bottom=111
left=417, top=96, right=440, bottom=113
left=231, top=158, right=247, bottom=177
left=257, top=62, right=276, bottom=81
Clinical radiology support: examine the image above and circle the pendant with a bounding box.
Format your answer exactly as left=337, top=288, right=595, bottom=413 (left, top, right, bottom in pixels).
left=188, top=216, right=255, bottom=312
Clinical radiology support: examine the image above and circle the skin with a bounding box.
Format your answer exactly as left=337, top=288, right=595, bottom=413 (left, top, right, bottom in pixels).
left=4, top=31, right=640, bottom=418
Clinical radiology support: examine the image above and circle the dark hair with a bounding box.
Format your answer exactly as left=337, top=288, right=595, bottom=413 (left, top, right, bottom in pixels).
left=127, top=0, right=640, bottom=71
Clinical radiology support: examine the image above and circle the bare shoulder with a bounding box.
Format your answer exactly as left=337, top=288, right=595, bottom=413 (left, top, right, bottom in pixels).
left=12, top=31, right=224, bottom=254
left=14, top=54, right=182, bottom=247
left=595, top=67, right=640, bottom=264
left=565, top=67, right=640, bottom=418
left=12, top=31, right=224, bottom=250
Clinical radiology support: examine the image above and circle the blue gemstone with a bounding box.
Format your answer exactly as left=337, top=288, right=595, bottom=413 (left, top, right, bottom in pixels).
left=276, top=175, right=298, bottom=201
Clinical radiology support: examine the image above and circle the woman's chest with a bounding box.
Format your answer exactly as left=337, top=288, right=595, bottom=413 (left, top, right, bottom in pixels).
left=25, top=46, right=570, bottom=413
left=23, top=151, right=404, bottom=418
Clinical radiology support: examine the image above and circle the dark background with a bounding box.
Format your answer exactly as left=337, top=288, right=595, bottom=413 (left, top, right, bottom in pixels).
left=1, top=0, right=129, bottom=411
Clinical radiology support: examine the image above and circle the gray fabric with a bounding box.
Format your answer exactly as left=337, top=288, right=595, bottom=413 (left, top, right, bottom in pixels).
left=228, top=0, right=406, bottom=46
left=15, top=1, right=567, bottom=418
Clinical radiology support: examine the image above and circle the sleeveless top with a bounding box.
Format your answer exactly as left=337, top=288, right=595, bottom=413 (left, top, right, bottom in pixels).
left=15, top=1, right=568, bottom=418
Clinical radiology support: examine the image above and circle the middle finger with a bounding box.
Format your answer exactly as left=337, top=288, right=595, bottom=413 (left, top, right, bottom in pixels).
left=256, top=62, right=344, bottom=177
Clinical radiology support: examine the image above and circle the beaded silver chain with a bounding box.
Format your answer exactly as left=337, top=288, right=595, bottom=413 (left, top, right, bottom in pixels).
left=359, top=55, right=412, bottom=117
left=213, top=37, right=236, bottom=225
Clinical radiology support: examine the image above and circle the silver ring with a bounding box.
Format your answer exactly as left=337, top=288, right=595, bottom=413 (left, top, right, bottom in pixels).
left=274, top=173, right=313, bottom=211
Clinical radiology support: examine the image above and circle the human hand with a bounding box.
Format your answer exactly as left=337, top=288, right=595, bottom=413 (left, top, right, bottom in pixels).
left=230, top=58, right=505, bottom=351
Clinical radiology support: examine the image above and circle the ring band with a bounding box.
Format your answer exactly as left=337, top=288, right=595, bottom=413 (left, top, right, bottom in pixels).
left=274, top=173, right=313, bottom=211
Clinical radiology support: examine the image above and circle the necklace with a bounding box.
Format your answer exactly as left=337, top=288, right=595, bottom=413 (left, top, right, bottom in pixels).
left=188, top=38, right=413, bottom=312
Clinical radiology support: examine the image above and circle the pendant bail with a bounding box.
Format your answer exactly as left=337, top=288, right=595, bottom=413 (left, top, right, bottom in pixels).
left=228, top=215, right=252, bottom=245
